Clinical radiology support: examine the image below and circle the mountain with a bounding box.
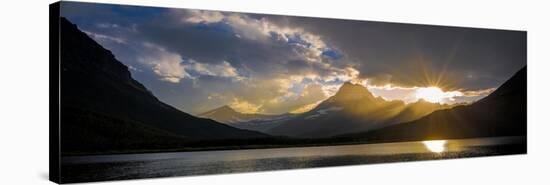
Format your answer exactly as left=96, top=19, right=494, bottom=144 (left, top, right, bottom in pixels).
left=339, top=67, right=527, bottom=141
left=386, top=98, right=454, bottom=124
left=198, top=105, right=296, bottom=132
left=59, top=17, right=267, bottom=153
left=267, top=82, right=451, bottom=138
left=198, top=105, right=269, bottom=124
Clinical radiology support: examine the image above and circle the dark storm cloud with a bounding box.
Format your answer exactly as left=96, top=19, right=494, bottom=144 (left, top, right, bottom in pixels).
left=135, top=13, right=335, bottom=80
left=276, top=16, right=526, bottom=90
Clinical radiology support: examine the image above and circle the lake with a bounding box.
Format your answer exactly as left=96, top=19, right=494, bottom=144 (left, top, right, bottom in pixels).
left=60, top=136, right=526, bottom=183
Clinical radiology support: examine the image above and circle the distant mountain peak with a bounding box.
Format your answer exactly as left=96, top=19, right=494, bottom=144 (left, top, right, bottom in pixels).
left=214, top=105, right=242, bottom=114
left=198, top=104, right=295, bottom=127
left=199, top=105, right=238, bottom=117
left=217, top=105, right=235, bottom=111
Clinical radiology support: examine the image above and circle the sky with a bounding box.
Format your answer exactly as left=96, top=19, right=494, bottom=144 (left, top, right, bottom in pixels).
left=60, top=2, right=526, bottom=115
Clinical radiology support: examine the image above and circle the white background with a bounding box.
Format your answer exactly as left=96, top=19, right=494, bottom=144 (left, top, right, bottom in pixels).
left=0, top=0, right=549, bottom=184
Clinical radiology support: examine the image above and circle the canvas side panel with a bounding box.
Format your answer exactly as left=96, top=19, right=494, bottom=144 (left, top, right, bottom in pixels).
left=49, top=1, right=61, bottom=184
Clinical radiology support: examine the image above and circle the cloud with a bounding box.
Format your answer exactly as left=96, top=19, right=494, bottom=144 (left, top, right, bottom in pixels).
left=96, top=23, right=120, bottom=29
left=229, top=98, right=262, bottom=114
left=184, top=60, right=241, bottom=79
left=140, top=9, right=365, bottom=113
left=280, top=16, right=526, bottom=91
left=367, top=83, right=495, bottom=104
left=177, top=10, right=332, bottom=65
left=183, top=10, right=224, bottom=24
left=83, top=31, right=126, bottom=44
left=462, top=88, right=496, bottom=97
left=138, top=43, right=189, bottom=83
left=138, top=42, right=243, bottom=83
left=196, top=78, right=329, bottom=114
left=367, top=85, right=419, bottom=103
left=260, top=83, right=327, bottom=114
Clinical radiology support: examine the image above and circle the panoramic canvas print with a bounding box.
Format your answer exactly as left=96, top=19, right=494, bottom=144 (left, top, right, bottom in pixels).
left=50, top=1, right=527, bottom=183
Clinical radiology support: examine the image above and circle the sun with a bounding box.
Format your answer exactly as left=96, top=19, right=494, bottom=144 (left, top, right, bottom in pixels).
left=415, top=87, right=446, bottom=103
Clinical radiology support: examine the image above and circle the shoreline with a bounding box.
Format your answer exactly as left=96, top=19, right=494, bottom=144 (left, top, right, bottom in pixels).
left=62, top=135, right=526, bottom=157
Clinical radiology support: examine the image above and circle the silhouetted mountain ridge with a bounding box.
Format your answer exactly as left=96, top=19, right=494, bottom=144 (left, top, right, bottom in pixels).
left=59, top=17, right=267, bottom=154
left=338, top=66, right=527, bottom=141
left=199, top=105, right=267, bottom=123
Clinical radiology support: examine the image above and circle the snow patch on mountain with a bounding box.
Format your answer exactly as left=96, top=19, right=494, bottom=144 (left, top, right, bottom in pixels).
left=305, top=107, right=343, bottom=120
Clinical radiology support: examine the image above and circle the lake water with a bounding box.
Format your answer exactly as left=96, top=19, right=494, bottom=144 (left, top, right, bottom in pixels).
left=60, top=136, right=526, bottom=183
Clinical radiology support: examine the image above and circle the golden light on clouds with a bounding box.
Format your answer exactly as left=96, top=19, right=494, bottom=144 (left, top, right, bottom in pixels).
left=229, top=98, right=262, bottom=114
left=289, top=101, right=322, bottom=114
left=203, top=75, right=494, bottom=114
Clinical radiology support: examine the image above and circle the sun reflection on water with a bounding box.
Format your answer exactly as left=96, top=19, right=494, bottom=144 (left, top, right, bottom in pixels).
left=422, top=140, right=447, bottom=153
